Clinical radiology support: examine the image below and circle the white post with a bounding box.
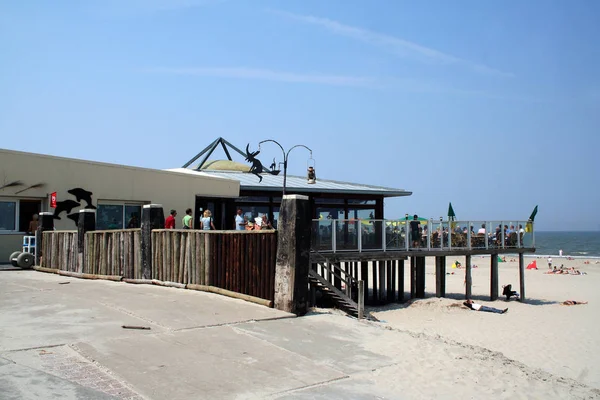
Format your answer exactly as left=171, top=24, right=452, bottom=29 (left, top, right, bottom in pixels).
left=381, top=220, right=386, bottom=252
left=467, top=221, right=472, bottom=250
left=357, top=220, right=362, bottom=253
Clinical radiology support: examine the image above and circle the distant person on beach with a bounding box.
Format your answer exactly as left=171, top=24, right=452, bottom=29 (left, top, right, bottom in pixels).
left=410, top=215, right=421, bottom=248
left=561, top=300, right=588, bottom=306
left=502, top=284, right=519, bottom=301
left=463, top=299, right=508, bottom=314
left=165, top=210, right=177, bottom=229
left=559, top=249, right=563, bottom=257
left=548, top=256, right=553, bottom=269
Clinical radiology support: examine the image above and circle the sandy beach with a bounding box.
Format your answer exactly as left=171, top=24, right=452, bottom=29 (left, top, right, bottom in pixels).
left=370, top=255, right=600, bottom=393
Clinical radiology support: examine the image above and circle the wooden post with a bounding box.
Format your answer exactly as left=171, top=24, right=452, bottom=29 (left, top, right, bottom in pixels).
left=358, top=280, right=365, bottom=319
left=360, top=261, right=369, bottom=304
left=410, top=257, right=416, bottom=299
left=398, top=259, right=405, bottom=303
left=35, top=212, right=54, bottom=266
left=435, top=256, right=446, bottom=297
left=519, top=252, right=526, bottom=302
left=77, top=209, right=95, bottom=274
left=378, top=261, right=385, bottom=303
left=465, top=255, right=472, bottom=299
left=141, top=204, right=164, bottom=280
left=386, top=260, right=393, bottom=303
left=415, top=257, right=426, bottom=298
left=490, top=253, right=499, bottom=301
left=372, top=261, right=378, bottom=304
left=274, top=195, right=311, bottom=315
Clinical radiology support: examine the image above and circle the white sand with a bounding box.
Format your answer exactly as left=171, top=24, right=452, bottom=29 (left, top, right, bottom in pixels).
left=370, top=255, right=600, bottom=394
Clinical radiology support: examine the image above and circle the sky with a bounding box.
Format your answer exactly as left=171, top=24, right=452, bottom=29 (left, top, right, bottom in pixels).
left=1, top=0, right=599, bottom=231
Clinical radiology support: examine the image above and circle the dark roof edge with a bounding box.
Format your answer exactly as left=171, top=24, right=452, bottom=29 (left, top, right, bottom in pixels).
left=240, top=185, right=412, bottom=198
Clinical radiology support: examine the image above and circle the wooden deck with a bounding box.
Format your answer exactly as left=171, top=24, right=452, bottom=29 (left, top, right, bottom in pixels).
left=309, top=247, right=535, bottom=306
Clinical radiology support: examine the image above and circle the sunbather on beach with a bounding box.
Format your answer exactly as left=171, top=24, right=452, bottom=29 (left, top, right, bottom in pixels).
left=463, top=299, right=508, bottom=314
left=561, top=300, right=588, bottom=306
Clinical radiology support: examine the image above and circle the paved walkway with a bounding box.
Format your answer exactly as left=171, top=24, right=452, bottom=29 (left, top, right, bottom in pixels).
left=1, top=271, right=598, bottom=399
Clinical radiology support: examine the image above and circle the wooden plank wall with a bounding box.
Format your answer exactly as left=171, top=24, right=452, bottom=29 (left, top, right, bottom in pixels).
left=152, top=230, right=277, bottom=301
left=41, top=231, right=78, bottom=271
left=86, top=230, right=141, bottom=277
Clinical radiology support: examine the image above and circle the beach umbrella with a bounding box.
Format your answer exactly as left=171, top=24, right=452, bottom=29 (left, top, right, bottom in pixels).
left=448, top=203, right=456, bottom=220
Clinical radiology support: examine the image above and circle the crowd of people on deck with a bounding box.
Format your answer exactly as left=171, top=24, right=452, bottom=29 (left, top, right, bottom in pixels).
left=163, top=208, right=275, bottom=231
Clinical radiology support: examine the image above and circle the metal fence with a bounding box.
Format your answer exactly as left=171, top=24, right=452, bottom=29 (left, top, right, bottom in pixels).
left=311, top=219, right=534, bottom=253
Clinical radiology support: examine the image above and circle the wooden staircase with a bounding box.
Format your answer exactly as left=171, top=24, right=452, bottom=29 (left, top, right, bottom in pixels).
left=308, top=269, right=359, bottom=317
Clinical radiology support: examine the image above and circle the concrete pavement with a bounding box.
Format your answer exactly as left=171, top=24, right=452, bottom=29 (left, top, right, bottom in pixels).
left=1, top=270, right=599, bottom=400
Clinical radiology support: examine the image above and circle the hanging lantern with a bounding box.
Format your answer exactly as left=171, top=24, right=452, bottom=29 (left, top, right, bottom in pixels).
left=307, top=153, right=316, bottom=184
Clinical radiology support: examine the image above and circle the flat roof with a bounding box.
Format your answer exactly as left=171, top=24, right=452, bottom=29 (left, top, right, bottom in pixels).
left=168, top=168, right=412, bottom=197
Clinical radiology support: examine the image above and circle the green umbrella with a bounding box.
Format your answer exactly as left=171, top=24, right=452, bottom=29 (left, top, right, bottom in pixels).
left=528, top=205, right=538, bottom=221
left=448, top=202, right=456, bottom=220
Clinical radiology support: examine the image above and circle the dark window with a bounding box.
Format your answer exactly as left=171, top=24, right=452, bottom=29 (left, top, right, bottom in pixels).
left=0, top=201, right=16, bottom=231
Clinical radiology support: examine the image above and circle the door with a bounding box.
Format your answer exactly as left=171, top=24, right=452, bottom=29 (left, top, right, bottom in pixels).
left=194, top=197, right=235, bottom=230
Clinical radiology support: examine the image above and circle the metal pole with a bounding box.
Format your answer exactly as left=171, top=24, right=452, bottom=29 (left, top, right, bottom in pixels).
left=357, top=219, right=362, bottom=252
left=501, top=221, right=505, bottom=249
left=332, top=220, right=337, bottom=253
left=381, top=220, right=386, bottom=252
left=427, top=220, right=431, bottom=250
left=467, top=221, right=471, bottom=250
left=532, top=222, right=536, bottom=248
left=517, top=221, right=521, bottom=248
left=485, top=221, right=489, bottom=250
left=358, top=280, right=365, bottom=319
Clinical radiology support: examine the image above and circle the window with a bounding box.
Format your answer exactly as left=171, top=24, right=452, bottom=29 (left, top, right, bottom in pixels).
left=0, top=201, right=16, bottom=231
left=97, top=203, right=142, bottom=230
left=0, top=199, right=42, bottom=233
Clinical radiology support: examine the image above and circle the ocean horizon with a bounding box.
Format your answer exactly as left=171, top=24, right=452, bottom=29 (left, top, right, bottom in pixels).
left=531, top=231, right=600, bottom=258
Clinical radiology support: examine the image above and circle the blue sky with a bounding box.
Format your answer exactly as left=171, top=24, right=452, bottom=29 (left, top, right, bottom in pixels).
left=1, top=0, right=599, bottom=230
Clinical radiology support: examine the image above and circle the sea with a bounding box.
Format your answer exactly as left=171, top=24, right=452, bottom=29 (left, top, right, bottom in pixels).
left=532, top=231, right=600, bottom=258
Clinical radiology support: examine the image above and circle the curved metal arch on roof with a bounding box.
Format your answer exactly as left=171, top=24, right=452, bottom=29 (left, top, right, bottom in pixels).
left=182, top=137, right=274, bottom=173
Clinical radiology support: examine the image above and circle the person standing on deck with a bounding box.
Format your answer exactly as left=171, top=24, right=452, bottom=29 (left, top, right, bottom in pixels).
left=410, top=215, right=421, bottom=248
left=165, top=209, right=177, bottom=229
left=182, top=208, right=193, bottom=229
left=235, top=209, right=247, bottom=230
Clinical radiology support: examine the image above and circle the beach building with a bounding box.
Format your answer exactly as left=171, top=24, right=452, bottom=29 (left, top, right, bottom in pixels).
left=0, top=137, right=410, bottom=260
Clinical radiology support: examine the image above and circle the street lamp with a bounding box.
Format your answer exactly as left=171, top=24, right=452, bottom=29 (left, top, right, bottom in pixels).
left=259, top=139, right=313, bottom=196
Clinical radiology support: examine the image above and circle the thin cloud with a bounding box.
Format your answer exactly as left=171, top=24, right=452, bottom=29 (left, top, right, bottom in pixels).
left=271, top=10, right=513, bottom=78
left=146, top=67, right=377, bottom=87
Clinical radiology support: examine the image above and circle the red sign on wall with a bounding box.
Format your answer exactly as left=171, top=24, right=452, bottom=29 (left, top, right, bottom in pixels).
left=50, top=192, right=57, bottom=209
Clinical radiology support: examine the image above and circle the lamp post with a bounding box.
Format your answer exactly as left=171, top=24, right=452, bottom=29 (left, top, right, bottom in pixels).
left=259, top=139, right=313, bottom=196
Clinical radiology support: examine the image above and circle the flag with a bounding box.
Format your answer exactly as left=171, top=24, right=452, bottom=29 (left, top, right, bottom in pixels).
left=448, top=202, right=456, bottom=220
left=50, top=192, right=57, bottom=209
left=528, top=205, right=538, bottom=222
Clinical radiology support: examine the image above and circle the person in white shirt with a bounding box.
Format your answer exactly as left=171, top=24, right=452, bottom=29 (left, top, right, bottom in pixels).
left=463, top=299, right=507, bottom=314
left=548, top=257, right=553, bottom=269
left=234, top=209, right=246, bottom=231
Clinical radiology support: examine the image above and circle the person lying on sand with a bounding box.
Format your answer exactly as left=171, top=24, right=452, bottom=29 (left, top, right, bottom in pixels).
left=561, top=300, right=588, bottom=306
left=463, top=299, right=508, bottom=314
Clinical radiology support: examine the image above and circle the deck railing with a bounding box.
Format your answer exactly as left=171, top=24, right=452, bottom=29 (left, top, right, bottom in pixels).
left=311, top=219, right=534, bottom=253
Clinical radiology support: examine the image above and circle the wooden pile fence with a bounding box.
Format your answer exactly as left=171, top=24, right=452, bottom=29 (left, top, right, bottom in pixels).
left=152, top=230, right=277, bottom=301
left=40, top=229, right=278, bottom=304
left=41, top=231, right=78, bottom=272
left=86, top=230, right=142, bottom=278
